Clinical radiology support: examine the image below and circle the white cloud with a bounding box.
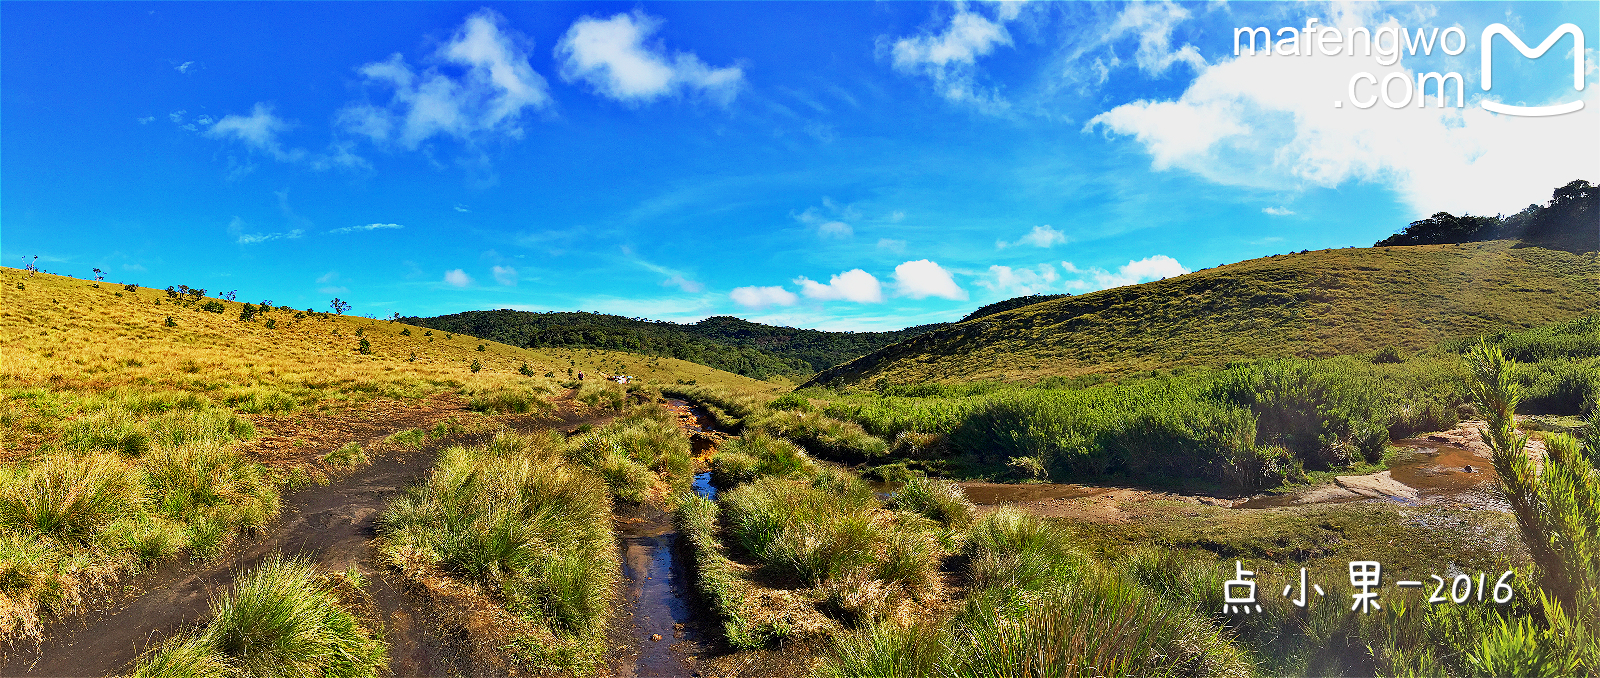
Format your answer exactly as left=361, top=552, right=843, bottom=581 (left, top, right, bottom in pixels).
left=624, top=248, right=705, bottom=292
left=492, top=265, right=518, bottom=286
left=877, top=238, right=907, bottom=253
left=317, top=271, right=340, bottom=284
left=730, top=285, right=799, bottom=309
left=556, top=11, right=743, bottom=105
left=817, top=221, right=853, bottom=238
left=226, top=216, right=303, bottom=245
left=328, top=222, right=404, bottom=234
left=1104, top=2, right=1206, bottom=76
left=340, top=9, right=551, bottom=149
left=176, top=61, right=197, bottom=74
left=136, top=116, right=155, bottom=125
left=1061, top=255, right=1188, bottom=292
left=1262, top=207, right=1295, bottom=216
left=886, top=4, right=1017, bottom=108
left=996, top=224, right=1068, bottom=249
left=453, top=203, right=471, bottom=213
left=443, top=269, right=473, bottom=287
left=977, top=264, right=1059, bottom=296
left=662, top=275, right=704, bottom=293
left=206, top=103, right=302, bottom=161
left=318, top=286, right=349, bottom=295
left=793, top=198, right=859, bottom=239
left=795, top=269, right=884, bottom=303
left=1086, top=8, right=1600, bottom=217
left=893, top=259, right=967, bottom=300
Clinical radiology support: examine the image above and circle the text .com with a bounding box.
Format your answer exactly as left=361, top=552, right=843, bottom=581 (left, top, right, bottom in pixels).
left=1233, top=20, right=1586, bottom=116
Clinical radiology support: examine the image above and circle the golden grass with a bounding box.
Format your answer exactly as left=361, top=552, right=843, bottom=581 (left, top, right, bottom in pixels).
left=807, top=241, right=1600, bottom=387
left=0, top=267, right=777, bottom=458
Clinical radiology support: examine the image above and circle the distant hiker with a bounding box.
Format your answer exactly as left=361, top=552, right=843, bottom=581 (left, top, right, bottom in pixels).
left=577, top=371, right=584, bottom=381
left=26, top=255, right=37, bottom=277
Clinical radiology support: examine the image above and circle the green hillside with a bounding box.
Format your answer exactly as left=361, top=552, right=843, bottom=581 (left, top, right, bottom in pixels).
left=803, top=241, right=1600, bottom=388
left=405, top=310, right=946, bottom=381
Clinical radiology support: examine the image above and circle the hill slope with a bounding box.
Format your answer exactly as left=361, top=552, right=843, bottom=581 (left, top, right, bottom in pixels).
left=803, top=241, right=1600, bottom=388
left=405, top=310, right=946, bottom=380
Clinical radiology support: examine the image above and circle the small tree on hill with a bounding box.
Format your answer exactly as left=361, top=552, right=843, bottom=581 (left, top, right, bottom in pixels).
left=330, top=298, right=350, bottom=315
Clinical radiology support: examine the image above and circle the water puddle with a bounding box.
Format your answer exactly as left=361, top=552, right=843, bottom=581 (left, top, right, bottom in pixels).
left=1386, top=438, right=1494, bottom=496
left=692, top=472, right=717, bottom=500
left=615, top=513, right=698, bottom=678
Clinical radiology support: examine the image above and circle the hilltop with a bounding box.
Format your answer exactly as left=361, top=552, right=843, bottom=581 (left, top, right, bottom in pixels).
left=405, top=309, right=947, bottom=381
left=803, top=240, right=1600, bottom=388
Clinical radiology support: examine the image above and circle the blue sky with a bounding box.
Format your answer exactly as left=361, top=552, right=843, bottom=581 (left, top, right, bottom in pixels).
left=4, top=1, right=1596, bottom=330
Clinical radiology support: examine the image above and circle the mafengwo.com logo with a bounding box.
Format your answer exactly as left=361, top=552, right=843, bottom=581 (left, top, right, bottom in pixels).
left=1232, top=20, right=1586, bottom=116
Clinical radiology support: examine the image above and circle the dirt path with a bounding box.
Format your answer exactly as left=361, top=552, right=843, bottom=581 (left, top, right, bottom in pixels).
left=2, top=392, right=602, bottom=677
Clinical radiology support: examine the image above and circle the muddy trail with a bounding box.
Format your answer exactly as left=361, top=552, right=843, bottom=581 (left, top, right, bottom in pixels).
left=3, top=392, right=607, bottom=678
left=600, top=398, right=722, bottom=678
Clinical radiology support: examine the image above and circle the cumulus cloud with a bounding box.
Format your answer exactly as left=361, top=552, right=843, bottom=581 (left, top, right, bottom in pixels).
left=893, top=259, right=967, bottom=300
left=206, top=104, right=302, bottom=161
left=328, top=222, right=404, bottom=235
left=977, top=264, right=1059, bottom=296
left=1061, top=255, right=1188, bottom=292
left=996, top=224, right=1068, bottom=249
left=1262, top=206, right=1295, bottom=216
left=1086, top=7, right=1600, bottom=217
left=731, top=285, right=799, bottom=309
left=340, top=9, right=551, bottom=149
left=443, top=269, right=473, bottom=287
left=885, top=4, right=1018, bottom=108
left=492, top=265, right=518, bottom=286
left=556, top=11, right=743, bottom=105
left=795, top=269, right=884, bottom=303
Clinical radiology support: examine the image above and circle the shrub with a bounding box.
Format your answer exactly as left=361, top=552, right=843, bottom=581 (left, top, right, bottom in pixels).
left=400, top=328, right=411, bottom=336
left=469, top=359, right=482, bottom=373
left=750, top=410, right=888, bottom=463
left=129, top=555, right=386, bottom=678
left=143, top=445, right=279, bottom=540
left=357, top=338, right=371, bottom=355
left=710, top=432, right=814, bottom=488
left=1373, top=345, right=1405, bottom=363
left=200, top=300, right=225, bottom=313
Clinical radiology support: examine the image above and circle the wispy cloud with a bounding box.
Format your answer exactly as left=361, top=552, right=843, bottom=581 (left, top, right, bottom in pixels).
left=555, top=10, right=743, bottom=106
left=492, top=265, right=518, bottom=286
left=623, top=247, right=704, bottom=292
left=339, top=8, right=551, bottom=149
left=206, top=104, right=302, bottom=161
left=877, top=238, right=907, bottom=253
left=1262, top=207, right=1294, bottom=216
left=793, top=198, right=858, bottom=239
left=226, top=216, right=303, bottom=245
left=996, top=224, right=1068, bottom=249
left=328, top=222, right=404, bottom=234
left=453, top=203, right=471, bottom=213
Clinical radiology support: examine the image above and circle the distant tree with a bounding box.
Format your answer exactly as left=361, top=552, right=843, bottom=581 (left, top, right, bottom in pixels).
left=224, top=290, right=237, bottom=302
left=330, top=298, right=351, bottom=315
left=389, top=312, right=401, bottom=322
left=358, top=337, right=372, bottom=355
left=124, top=283, right=138, bottom=292
left=470, top=359, right=482, bottom=373
left=92, top=268, right=105, bottom=282
left=239, top=303, right=258, bottom=322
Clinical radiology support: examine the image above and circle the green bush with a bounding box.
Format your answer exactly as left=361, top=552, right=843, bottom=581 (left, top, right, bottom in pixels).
left=0, top=454, right=140, bottom=541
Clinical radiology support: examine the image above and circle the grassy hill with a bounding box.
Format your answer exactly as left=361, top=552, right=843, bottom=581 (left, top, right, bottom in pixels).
left=0, top=269, right=778, bottom=458
left=803, top=241, right=1600, bottom=388
left=405, top=309, right=947, bottom=381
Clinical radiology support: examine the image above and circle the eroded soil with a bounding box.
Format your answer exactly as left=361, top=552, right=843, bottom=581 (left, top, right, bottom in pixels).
left=2, top=391, right=607, bottom=678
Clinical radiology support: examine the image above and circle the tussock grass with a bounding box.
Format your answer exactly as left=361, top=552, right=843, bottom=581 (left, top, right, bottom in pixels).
left=887, top=477, right=974, bottom=529
left=129, top=555, right=385, bottom=678
left=747, top=409, right=888, bottom=463
left=672, top=492, right=768, bottom=649
left=709, top=431, right=815, bottom=488
left=380, top=430, right=619, bottom=670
